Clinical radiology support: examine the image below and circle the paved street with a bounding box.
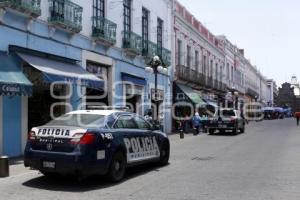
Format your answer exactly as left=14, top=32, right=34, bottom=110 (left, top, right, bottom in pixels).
left=1, top=118, right=300, bottom=200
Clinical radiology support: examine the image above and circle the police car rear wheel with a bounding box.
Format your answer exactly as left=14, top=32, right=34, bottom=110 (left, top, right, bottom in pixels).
left=108, top=151, right=126, bottom=182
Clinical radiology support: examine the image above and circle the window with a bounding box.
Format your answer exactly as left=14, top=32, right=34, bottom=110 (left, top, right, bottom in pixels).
left=50, top=0, right=65, bottom=20
left=187, top=45, right=191, bottom=67
left=142, top=8, right=149, bottom=54
left=123, top=0, right=131, bottom=34
left=134, top=116, right=151, bottom=130
left=177, top=39, right=182, bottom=65
left=203, top=55, right=206, bottom=74
left=221, top=110, right=236, bottom=117
left=215, top=63, right=218, bottom=80
left=46, top=114, right=106, bottom=128
left=157, top=18, right=163, bottom=56
left=195, top=50, right=199, bottom=71
left=93, top=0, right=105, bottom=18
left=226, top=63, right=229, bottom=80
left=114, top=115, right=137, bottom=129
left=210, top=60, right=213, bottom=77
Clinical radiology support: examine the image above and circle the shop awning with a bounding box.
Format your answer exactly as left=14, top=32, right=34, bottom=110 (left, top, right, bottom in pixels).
left=204, top=100, right=219, bottom=108
left=121, top=73, right=146, bottom=86
left=176, top=84, right=206, bottom=106
left=17, top=53, right=104, bottom=90
left=0, top=53, right=32, bottom=96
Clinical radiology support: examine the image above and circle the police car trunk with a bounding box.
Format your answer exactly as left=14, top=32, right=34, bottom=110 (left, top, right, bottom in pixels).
left=24, top=113, right=108, bottom=175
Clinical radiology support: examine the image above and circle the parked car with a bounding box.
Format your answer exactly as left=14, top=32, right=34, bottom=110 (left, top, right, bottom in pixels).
left=24, top=108, right=170, bottom=182
left=207, top=108, right=245, bottom=135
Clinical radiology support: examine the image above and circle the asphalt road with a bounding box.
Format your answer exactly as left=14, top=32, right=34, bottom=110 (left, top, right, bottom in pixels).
left=1, top=118, right=300, bottom=200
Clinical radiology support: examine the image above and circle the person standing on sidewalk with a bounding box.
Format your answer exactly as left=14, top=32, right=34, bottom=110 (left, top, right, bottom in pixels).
left=295, top=112, right=300, bottom=126
left=192, top=112, right=202, bottom=135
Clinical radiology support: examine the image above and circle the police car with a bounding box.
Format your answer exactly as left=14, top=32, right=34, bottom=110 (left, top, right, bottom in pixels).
left=24, top=107, right=170, bottom=182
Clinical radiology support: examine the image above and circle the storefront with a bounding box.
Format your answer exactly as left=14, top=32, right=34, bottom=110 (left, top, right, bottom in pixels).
left=122, top=73, right=146, bottom=115
left=0, top=52, right=32, bottom=157
left=12, top=50, right=104, bottom=131
left=173, top=83, right=206, bottom=131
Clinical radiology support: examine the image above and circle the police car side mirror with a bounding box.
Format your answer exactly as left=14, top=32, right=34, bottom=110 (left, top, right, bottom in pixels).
left=152, top=124, right=161, bottom=131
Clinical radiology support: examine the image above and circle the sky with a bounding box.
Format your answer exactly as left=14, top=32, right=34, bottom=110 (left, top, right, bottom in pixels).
left=178, top=0, right=300, bottom=86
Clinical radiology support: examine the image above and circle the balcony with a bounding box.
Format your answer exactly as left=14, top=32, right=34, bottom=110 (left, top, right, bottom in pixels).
left=161, top=48, right=171, bottom=67
left=176, top=65, right=207, bottom=87
left=122, top=31, right=142, bottom=56
left=176, top=65, right=190, bottom=82
left=48, top=0, right=82, bottom=33
left=0, top=0, right=41, bottom=17
left=92, top=16, right=117, bottom=45
left=143, top=41, right=158, bottom=60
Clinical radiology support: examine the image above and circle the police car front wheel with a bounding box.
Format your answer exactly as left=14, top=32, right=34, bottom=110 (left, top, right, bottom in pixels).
left=159, top=142, right=170, bottom=166
left=107, top=151, right=126, bottom=182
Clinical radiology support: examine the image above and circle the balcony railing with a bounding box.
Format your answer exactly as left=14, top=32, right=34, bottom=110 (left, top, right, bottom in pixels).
left=48, top=0, right=82, bottom=33
left=0, top=0, right=41, bottom=17
left=92, top=16, right=117, bottom=45
left=161, top=48, right=171, bottom=67
left=176, top=65, right=207, bottom=87
left=143, top=40, right=158, bottom=59
left=122, top=30, right=142, bottom=55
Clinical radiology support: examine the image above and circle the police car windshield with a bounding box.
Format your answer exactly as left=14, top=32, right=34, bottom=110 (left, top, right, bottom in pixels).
left=46, top=114, right=106, bottom=128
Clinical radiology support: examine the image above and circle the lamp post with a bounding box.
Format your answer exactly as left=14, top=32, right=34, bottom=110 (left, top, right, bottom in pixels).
left=231, top=87, right=239, bottom=110
left=145, top=55, right=168, bottom=126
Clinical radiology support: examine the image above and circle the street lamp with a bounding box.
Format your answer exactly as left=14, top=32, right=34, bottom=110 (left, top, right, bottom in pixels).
left=146, top=55, right=168, bottom=126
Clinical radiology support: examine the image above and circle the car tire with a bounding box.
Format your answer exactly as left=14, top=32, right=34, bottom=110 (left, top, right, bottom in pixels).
left=208, top=129, right=215, bottom=135
left=107, top=151, right=126, bottom=182
left=232, top=127, right=238, bottom=134
left=159, top=142, right=170, bottom=166
left=240, top=126, right=245, bottom=133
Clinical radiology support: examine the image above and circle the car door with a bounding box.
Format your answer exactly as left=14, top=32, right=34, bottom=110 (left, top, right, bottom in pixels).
left=133, top=115, right=160, bottom=161
left=113, top=114, right=146, bottom=164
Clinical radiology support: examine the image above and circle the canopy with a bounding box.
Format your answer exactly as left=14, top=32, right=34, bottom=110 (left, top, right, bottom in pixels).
left=17, top=53, right=104, bottom=90
left=176, top=84, right=206, bottom=106
left=0, top=53, right=32, bottom=96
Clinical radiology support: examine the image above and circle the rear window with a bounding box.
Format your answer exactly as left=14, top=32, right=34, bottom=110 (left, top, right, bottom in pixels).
left=221, top=110, right=235, bottom=117
left=46, top=114, right=106, bottom=128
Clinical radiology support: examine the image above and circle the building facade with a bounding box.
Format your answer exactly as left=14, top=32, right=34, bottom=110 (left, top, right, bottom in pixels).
left=172, top=1, right=227, bottom=130
left=0, top=0, right=172, bottom=157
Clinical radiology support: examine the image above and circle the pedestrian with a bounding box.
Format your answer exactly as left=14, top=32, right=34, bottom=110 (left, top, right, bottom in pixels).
left=192, top=112, right=202, bottom=135
left=144, top=110, right=153, bottom=124
left=295, top=112, right=300, bottom=126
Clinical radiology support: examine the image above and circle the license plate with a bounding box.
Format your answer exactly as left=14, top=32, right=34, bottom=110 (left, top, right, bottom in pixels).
left=43, top=161, right=55, bottom=169
left=218, top=124, right=227, bottom=128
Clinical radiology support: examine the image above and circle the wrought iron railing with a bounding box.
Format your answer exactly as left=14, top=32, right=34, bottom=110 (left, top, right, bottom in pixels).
left=0, top=0, right=41, bottom=17
left=176, top=65, right=208, bottom=87
left=161, top=48, right=171, bottom=66
left=122, top=30, right=143, bottom=55
left=48, top=0, right=82, bottom=33
left=142, top=40, right=157, bottom=59
left=92, top=16, right=117, bottom=45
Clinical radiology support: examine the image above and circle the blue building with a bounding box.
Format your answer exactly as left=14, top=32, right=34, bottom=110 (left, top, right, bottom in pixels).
left=0, top=0, right=172, bottom=157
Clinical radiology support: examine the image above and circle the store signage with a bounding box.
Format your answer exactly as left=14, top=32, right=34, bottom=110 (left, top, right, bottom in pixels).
left=151, top=88, right=164, bottom=101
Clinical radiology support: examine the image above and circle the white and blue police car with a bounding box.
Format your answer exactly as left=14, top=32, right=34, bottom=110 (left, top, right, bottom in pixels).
left=24, top=107, right=170, bottom=182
